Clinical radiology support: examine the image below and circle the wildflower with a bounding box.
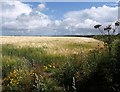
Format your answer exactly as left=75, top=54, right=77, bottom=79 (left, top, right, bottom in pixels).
left=32, top=72, right=35, bottom=75
left=10, top=80, right=13, bottom=84
left=19, top=76, right=22, bottom=79
left=53, top=65, right=55, bottom=68
left=44, top=66, right=48, bottom=70
left=48, top=64, right=52, bottom=68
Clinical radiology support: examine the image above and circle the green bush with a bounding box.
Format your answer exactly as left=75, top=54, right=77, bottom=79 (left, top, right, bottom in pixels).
left=75, top=38, right=120, bottom=92
left=32, top=73, right=64, bottom=92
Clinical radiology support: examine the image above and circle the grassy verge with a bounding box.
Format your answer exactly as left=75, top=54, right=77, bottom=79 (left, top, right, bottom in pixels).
left=2, top=36, right=120, bottom=92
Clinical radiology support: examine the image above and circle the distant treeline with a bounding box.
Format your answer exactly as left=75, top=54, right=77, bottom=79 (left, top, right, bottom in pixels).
left=3, top=33, right=120, bottom=38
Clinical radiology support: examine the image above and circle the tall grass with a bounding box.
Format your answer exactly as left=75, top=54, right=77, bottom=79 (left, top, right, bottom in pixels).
left=2, top=43, right=87, bottom=91
left=2, top=37, right=120, bottom=92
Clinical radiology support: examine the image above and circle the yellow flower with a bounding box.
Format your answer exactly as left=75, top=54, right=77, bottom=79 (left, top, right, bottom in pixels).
left=45, top=66, right=48, bottom=70
left=13, top=70, right=16, bottom=73
left=48, top=64, right=52, bottom=68
left=10, top=80, right=13, bottom=84
left=53, top=65, right=55, bottom=68
left=10, top=72, right=12, bottom=75
left=19, top=76, right=22, bottom=79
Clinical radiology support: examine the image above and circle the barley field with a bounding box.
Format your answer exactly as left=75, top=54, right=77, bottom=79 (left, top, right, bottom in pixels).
left=1, top=36, right=103, bottom=46
left=0, top=36, right=103, bottom=54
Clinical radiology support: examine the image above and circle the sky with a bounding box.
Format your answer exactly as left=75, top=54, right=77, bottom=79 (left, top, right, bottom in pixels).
left=1, top=1, right=119, bottom=36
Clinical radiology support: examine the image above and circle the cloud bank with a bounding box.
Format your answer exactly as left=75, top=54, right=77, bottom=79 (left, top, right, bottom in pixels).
left=1, top=1, right=118, bottom=35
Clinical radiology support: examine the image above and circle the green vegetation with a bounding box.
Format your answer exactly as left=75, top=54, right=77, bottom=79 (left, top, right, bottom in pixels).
left=66, top=43, right=92, bottom=49
left=2, top=36, right=120, bottom=92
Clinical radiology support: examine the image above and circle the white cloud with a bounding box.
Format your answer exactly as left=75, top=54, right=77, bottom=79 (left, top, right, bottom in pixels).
left=1, top=1, right=32, bottom=21
left=54, top=20, right=62, bottom=26
left=34, top=3, right=49, bottom=13
left=38, top=3, right=46, bottom=10
left=1, top=1, right=118, bottom=35
left=64, top=5, right=118, bottom=24
left=61, top=5, right=118, bottom=35
left=3, top=12, right=51, bottom=30
left=2, top=1, right=51, bottom=32
left=74, top=19, right=100, bottom=29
